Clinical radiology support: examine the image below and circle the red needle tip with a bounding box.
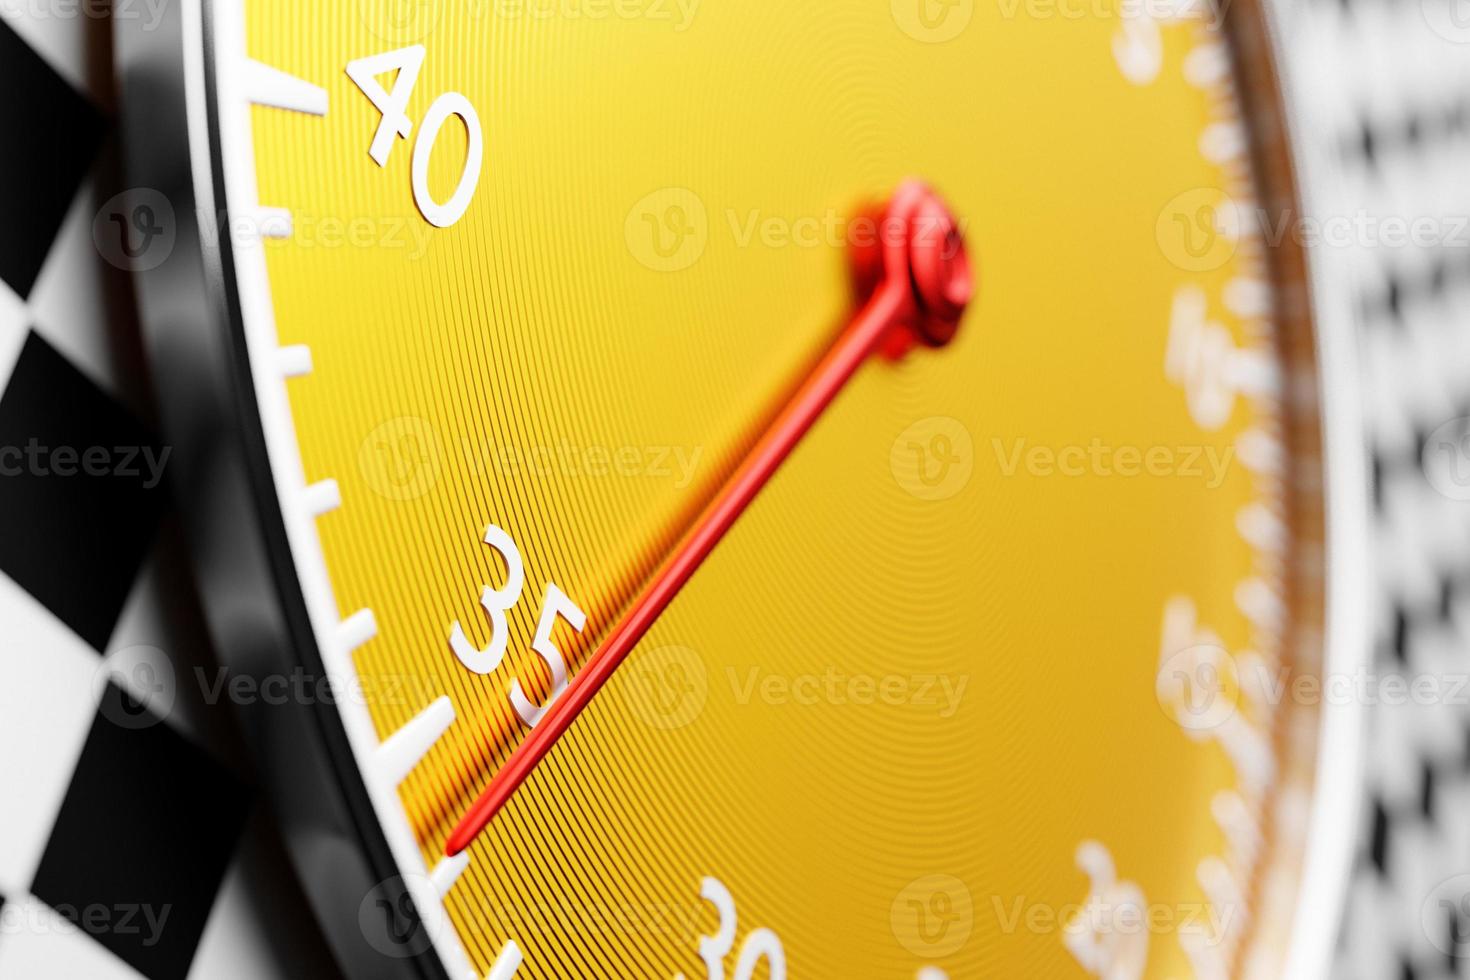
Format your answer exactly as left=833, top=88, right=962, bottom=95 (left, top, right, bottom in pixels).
left=445, top=180, right=973, bottom=857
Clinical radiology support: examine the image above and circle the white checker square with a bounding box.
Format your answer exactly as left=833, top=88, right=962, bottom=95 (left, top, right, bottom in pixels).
left=0, top=573, right=101, bottom=897
left=103, top=552, right=198, bottom=741
left=0, top=278, right=26, bottom=395
left=184, top=862, right=284, bottom=980
left=27, top=173, right=127, bottom=402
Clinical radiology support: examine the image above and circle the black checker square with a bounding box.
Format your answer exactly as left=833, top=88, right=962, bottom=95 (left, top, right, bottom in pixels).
left=0, top=22, right=106, bottom=298
left=30, top=685, right=252, bottom=980
left=0, top=332, right=166, bottom=649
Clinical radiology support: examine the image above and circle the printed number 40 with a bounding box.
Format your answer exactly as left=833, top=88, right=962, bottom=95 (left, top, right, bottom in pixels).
left=346, top=46, right=483, bottom=228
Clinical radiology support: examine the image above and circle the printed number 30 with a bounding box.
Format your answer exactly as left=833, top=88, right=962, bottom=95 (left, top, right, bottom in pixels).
left=678, top=877, right=786, bottom=980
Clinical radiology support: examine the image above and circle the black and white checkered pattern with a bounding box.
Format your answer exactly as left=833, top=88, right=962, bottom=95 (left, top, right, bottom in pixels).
left=0, top=9, right=342, bottom=980
left=1281, top=0, right=1470, bottom=975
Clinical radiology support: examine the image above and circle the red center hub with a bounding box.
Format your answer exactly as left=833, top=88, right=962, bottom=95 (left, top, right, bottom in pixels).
left=852, top=179, right=975, bottom=356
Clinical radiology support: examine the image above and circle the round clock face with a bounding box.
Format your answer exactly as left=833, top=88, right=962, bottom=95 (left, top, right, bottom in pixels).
left=126, top=0, right=1339, bottom=976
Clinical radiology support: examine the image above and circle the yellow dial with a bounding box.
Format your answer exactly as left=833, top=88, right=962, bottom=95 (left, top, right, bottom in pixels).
left=184, top=0, right=1327, bottom=976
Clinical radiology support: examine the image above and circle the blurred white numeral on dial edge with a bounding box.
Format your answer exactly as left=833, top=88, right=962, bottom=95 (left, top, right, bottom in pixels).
left=677, top=877, right=787, bottom=980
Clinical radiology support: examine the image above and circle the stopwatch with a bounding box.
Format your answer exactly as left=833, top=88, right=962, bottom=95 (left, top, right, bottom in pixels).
left=115, top=0, right=1366, bottom=976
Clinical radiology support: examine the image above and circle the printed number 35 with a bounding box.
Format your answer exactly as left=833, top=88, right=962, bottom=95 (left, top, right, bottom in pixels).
left=447, top=524, right=586, bottom=728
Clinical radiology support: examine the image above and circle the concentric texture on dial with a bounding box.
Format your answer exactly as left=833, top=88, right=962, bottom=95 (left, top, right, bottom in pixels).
left=241, top=1, right=1319, bottom=975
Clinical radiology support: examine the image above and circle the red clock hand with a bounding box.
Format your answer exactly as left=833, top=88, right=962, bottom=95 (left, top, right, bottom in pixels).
left=445, top=180, right=973, bottom=856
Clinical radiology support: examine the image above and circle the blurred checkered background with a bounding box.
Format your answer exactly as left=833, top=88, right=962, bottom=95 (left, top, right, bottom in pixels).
left=0, top=8, right=340, bottom=979
left=1284, top=0, right=1470, bottom=975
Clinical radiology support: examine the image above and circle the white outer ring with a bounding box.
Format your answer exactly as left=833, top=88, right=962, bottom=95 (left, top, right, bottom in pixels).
left=202, top=1, right=482, bottom=978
